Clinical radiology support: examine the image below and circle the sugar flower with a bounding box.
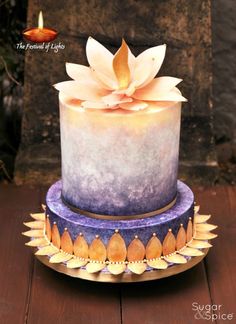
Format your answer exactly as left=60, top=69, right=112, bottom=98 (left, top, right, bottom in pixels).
left=54, top=37, right=187, bottom=111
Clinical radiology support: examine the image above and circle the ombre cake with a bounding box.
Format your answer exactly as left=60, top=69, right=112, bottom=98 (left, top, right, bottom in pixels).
left=24, top=38, right=217, bottom=281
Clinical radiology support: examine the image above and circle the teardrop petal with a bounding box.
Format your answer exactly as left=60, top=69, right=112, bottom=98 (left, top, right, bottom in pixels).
left=176, top=226, right=186, bottom=250
left=146, top=235, right=162, bottom=259
left=66, top=258, right=88, bottom=269
left=162, top=230, right=176, bottom=256
left=45, top=217, right=51, bottom=241
left=51, top=223, right=61, bottom=249
left=128, top=262, right=147, bottom=275
left=30, top=213, right=45, bottom=221
left=49, top=252, right=73, bottom=263
left=66, top=63, right=96, bottom=83
left=194, top=232, right=218, bottom=240
left=35, top=245, right=58, bottom=256
left=164, top=254, right=187, bottom=264
left=107, top=232, right=127, bottom=262
left=179, top=247, right=204, bottom=257
left=61, top=229, right=73, bottom=254
left=186, top=219, right=193, bottom=242
left=25, top=238, right=49, bottom=247
left=119, top=99, right=148, bottom=111
left=113, top=39, right=130, bottom=89
left=187, top=240, right=212, bottom=249
left=127, top=237, right=145, bottom=262
left=22, top=230, right=44, bottom=238
left=196, top=224, right=218, bottom=232
left=86, top=262, right=106, bottom=273
left=89, top=237, right=106, bottom=262
left=107, top=263, right=126, bottom=275
left=74, top=234, right=89, bottom=259
left=24, top=221, right=44, bottom=229
left=147, top=259, right=168, bottom=269
left=194, top=215, right=211, bottom=223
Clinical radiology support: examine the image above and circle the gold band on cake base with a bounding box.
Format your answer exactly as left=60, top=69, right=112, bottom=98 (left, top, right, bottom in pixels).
left=61, top=195, right=177, bottom=220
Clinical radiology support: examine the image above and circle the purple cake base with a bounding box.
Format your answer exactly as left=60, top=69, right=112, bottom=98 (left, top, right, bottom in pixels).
left=46, top=180, right=194, bottom=246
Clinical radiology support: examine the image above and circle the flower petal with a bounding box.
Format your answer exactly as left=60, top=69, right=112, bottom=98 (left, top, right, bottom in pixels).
left=81, top=101, right=109, bottom=109
left=102, top=93, right=133, bottom=106
left=54, top=81, right=108, bottom=101
left=113, top=39, right=131, bottom=89
left=133, top=77, right=182, bottom=101
left=134, top=44, right=166, bottom=87
left=91, top=69, right=118, bottom=90
left=132, top=59, right=154, bottom=88
left=66, top=63, right=96, bottom=83
left=119, top=99, right=148, bottom=111
left=86, top=37, right=116, bottom=81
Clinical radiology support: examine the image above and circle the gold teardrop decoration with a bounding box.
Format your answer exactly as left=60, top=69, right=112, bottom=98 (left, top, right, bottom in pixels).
left=186, top=219, right=193, bottom=242
left=146, top=235, right=162, bottom=259
left=30, top=212, right=45, bottom=221
left=164, top=254, right=187, bottom=264
left=86, top=262, right=106, bottom=273
left=128, top=262, right=147, bottom=275
left=22, top=230, right=44, bottom=238
left=45, top=217, right=51, bottom=241
left=61, top=229, right=73, bottom=254
left=194, top=215, right=211, bottom=223
left=127, top=237, right=145, bottom=262
left=25, top=238, right=49, bottom=247
left=179, top=247, right=204, bottom=257
left=194, top=232, right=218, bottom=240
left=162, top=230, right=176, bottom=256
left=176, top=226, right=186, bottom=251
left=51, top=223, right=61, bottom=249
left=187, top=240, right=212, bottom=249
left=24, top=221, right=44, bottom=229
left=89, top=237, right=106, bottom=262
left=66, top=258, right=87, bottom=269
left=147, top=259, right=168, bottom=269
left=35, top=245, right=58, bottom=256
left=107, top=263, right=126, bottom=275
left=74, top=235, right=89, bottom=259
left=107, top=232, right=127, bottom=262
left=49, top=252, right=72, bottom=263
left=196, top=223, right=218, bottom=232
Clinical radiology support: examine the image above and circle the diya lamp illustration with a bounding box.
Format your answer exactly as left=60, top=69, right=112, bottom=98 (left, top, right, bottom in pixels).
left=23, top=11, right=58, bottom=43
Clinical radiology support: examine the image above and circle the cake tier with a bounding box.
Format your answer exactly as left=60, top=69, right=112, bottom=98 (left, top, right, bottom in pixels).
left=60, top=93, right=181, bottom=216
left=46, top=180, right=194, bottom=248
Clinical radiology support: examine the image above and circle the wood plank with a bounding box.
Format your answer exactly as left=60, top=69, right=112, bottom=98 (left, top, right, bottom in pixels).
left=26, top=188, right=121, bottom=324
left=195, top=186, right=236, bottom=322
left=0, top=184, right=40, bottom=324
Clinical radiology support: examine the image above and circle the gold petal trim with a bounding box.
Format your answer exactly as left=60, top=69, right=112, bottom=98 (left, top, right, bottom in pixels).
left=162, top=230, right=176, bottom=256
left=30, top=213, right=45, bottom=221
left=22, top=230, right=44, bottom=238
left=35, top=245, right=59, bottom=256
left=23, top=221, right=44, bottom=229
left=128, top=262, right=147, bottom=275
left=179, top=247, right=204, bottom=257
left=164, top=254, right=187, bottom=264
left=194, top=232, right=218, bottom=240
left=66, top=258, right=88, bottom=269
left=86, top=262, right=106, bottom=273
left=49, top=252, right=73, bottom=263
left=195, top=223, right=218, bottom=232
left=107, top=263, right=126, bottom=275
left=194, top=215, right=211, bottom=223
left=187, top=240, right=212, bottom=249
left=25, top=238, right=49, bottom=247
left=147, top=259, right=168, bottom=269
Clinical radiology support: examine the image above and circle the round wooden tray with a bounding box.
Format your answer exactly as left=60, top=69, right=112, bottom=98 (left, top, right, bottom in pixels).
left=36, top=248, right=209, bottom=283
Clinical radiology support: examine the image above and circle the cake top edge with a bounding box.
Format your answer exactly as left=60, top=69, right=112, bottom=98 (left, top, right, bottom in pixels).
left=54, top=37, right=187, bottom=112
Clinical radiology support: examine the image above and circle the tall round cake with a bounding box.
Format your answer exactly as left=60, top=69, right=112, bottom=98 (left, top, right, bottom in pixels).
left=23, top=37, right=216, bottom=281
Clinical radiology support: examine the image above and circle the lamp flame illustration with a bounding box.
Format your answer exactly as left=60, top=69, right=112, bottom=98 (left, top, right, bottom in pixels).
left=38, top=11, right=43, bottom=29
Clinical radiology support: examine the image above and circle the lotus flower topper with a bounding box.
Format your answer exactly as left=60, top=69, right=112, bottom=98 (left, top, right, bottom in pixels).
left=54, top=37, right=187, bottom=111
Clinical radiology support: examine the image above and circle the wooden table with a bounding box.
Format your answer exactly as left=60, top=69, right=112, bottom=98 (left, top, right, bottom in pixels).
left=0, top=185, right=235, bottom=324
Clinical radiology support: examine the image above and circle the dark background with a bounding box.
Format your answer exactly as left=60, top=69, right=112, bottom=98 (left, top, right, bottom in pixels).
left=0, top=0, right=235, bottom=184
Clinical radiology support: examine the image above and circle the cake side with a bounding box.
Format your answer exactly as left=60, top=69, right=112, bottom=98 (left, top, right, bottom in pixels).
left=60, top=94, right=181, bottom=216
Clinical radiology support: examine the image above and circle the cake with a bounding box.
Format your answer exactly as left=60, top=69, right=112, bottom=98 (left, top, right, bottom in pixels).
left=23, top=38, right=217, bottom=281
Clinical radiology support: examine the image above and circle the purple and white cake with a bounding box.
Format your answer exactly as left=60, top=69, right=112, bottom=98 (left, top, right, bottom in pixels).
left=24, top=37, right=216, bottom=278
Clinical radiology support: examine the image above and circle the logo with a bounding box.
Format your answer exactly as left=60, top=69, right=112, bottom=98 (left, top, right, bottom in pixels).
left=16, top=11, right=65, bottom=53
left=192, top=302, right=234, bottom=321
